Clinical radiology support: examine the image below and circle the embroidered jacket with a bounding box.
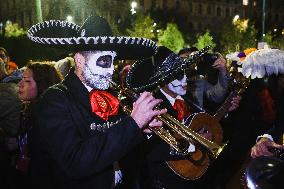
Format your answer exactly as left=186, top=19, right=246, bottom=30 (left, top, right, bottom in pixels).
left=29, top=69, right=144, bottom=189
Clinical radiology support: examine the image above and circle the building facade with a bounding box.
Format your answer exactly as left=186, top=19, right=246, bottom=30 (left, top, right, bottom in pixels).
left=0, top=0, right=283, bottom=37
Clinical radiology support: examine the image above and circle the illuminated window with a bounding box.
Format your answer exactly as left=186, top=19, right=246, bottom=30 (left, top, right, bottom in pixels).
left=243, top=0, right=248, bottom=6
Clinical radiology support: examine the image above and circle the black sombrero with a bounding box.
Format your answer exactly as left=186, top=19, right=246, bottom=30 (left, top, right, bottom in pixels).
left=27, top=15, right=157, bottom=60
left=126, top=46, right=209, bottom=92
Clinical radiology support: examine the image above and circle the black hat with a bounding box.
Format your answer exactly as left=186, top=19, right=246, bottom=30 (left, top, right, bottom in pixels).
left=27, top=15, right=157, bottom=60
left=126, top=46, right=209, bottom=92
left=245, top=156, right=284, bottom=189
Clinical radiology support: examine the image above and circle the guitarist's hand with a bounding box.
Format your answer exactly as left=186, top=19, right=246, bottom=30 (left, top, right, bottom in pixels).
left=198, top=128, right=212, bottom=141
left=228, top=95, right=241, bottom=112
left=212, top=54, right=227, bottom=74
left=250, top=137, right=284, bottom=158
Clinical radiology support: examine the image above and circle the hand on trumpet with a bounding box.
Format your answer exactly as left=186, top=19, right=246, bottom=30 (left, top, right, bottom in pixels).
left=251, top=137, right=284, bottom=158
left=131, top=91, right=167, bottom=133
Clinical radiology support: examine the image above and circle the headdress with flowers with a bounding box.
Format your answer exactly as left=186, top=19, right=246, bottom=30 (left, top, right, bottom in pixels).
left=226, top=47, right=284, bottom=79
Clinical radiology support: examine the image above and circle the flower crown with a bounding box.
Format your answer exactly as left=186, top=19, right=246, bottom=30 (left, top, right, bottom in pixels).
left=237, top=48, right=257, bottom=61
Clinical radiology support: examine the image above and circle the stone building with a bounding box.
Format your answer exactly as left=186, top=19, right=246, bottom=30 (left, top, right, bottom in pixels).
left=0, top=0, right=283, bottom=37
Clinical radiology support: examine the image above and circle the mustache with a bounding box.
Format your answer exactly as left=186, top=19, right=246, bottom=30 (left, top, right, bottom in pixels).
left=170, top=83, right=187, bottom=87
left=99, top=73, right=112, bottom=78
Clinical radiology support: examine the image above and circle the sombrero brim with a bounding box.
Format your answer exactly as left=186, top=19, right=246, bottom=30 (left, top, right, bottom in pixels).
left=127, top=47, right=210, bottom=92
left=126, top=58, right=156, bottom=92
left=27, top=20, right=157, bottom=60
left=126, top=54, right=185, bottom=92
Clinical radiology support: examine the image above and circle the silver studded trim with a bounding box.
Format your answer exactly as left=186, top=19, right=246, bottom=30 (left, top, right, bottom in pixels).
left=27, top=20, right=157, bottom=50
left=126, top=46, right=210, bottom=91
left=90, top=118, right=122, bottom=132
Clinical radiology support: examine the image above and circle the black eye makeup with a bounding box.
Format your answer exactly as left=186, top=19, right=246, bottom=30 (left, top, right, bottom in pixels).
left=96, top=55, right=113, bottom=68
left=0, top=54, right=6, bottom=59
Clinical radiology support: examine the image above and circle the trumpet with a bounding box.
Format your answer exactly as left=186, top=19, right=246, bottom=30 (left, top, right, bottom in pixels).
left=109, top=80, right=227, bottom=158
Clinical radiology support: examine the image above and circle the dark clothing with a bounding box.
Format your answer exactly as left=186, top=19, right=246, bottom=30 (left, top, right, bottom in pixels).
left=0, top=82, right=21, bottom=137
left=267, top=89, right=284, bottom=142
left=0, top=75, right=21, bottom=189
left=139, top=90, right=205, bottom=189
left=29, top=70, right=144, bottom=189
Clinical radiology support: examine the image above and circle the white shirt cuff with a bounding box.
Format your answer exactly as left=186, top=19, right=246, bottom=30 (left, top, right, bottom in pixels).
left=256, top=134, right=274, bottom=142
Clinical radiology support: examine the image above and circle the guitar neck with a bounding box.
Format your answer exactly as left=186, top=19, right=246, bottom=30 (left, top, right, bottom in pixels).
left=213, top=91, right=238, bottom=120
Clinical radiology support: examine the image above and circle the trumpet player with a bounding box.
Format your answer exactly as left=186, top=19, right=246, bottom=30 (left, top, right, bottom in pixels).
left=26, top=15, right=166, bottom=189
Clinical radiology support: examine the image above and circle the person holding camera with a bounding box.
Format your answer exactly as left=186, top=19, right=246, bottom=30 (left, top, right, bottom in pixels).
left=178, top=47, right=232, bottom=112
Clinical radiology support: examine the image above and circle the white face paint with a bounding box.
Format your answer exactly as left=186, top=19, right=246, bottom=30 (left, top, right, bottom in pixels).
left=167, top=74, right=187, bottom=96
left=82, top=51, right=117, bottom=90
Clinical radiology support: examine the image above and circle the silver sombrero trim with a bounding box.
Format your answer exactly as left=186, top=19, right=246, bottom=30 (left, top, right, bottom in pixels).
left=27, top=20, right=158, bottom=50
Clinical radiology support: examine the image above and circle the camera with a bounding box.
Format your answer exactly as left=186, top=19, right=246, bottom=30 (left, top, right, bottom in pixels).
left=195, top=53, right=218, bottom=74
left=202, top=53, right=219, bottom=64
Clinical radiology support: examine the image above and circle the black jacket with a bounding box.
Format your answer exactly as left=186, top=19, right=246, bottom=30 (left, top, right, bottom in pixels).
left=29, top=70, right=144, bottom=189
left=138, top=90, right=204, bottom=189
left=267, top=89, right=284, bottom=142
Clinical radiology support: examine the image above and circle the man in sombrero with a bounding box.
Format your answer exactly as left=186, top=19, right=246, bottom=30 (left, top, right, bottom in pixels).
left=27, top=15, right=166, bottom=189
left=126, top=46, right=241, bottom=189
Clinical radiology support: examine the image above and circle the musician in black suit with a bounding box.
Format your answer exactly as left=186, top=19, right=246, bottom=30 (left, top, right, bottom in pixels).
left=27, top=15, right=167, bottom=189
left=126, top=46, right=240, bottom=189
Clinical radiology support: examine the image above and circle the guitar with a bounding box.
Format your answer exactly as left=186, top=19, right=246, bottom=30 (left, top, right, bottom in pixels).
left=166, top=69, right=250, bottom=180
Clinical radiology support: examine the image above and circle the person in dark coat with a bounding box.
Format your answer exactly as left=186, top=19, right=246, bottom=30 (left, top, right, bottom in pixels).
left=14, top=62, right=63, bottom=188
left=126, top=46, right=240, bottom=189
left=250, top=76, right=284, bottom=158
left=247, top=76, right=284, bottom=189
left=27, top=15, right=166, bottom=189
left=0, top=47, right=22, bottom=189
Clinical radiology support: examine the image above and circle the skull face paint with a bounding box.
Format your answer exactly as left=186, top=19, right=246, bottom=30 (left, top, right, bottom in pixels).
left=167, top=74, right=187, bottom=96
left=83, top=51, right=117, bottom=90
